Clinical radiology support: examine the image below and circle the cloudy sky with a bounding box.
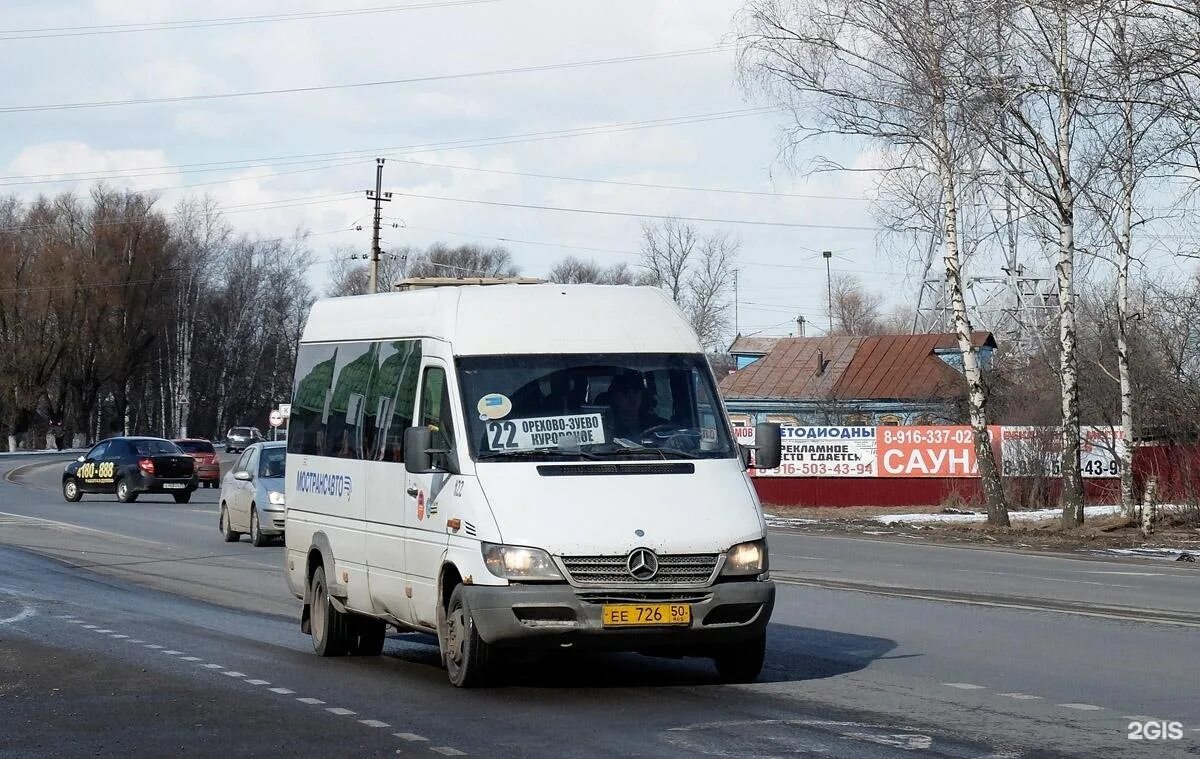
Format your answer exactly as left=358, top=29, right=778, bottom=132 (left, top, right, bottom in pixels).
left=6, top=0, right=1178, bottom=338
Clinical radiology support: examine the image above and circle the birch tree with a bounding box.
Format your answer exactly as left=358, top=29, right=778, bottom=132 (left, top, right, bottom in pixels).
left=963, top=0, right=1107, bottom=525
left=739, top=0, right=1011, bottom=525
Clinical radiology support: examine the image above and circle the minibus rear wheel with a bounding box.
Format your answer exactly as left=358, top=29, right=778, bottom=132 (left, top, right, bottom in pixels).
left=713, top=632, right=767, bottom=683
left=443, top=585, right=491, bottom=687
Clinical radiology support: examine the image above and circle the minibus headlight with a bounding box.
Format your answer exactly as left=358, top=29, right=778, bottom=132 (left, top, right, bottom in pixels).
left=721, top=539, right=767, bottom=576
left=481, top=543, right=564, bottom=581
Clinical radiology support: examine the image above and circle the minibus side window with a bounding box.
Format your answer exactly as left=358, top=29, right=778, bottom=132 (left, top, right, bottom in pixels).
left=378, top=341, right=422, bottom=462
left=326, top=342, right=376, bottom=459
left=419, top=367, right=456, bottom=457
left=288, top=344, right=339, bottom=457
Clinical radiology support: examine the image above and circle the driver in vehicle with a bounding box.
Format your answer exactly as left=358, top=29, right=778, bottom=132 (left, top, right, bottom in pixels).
left=605, top=372, right=668, bottom=441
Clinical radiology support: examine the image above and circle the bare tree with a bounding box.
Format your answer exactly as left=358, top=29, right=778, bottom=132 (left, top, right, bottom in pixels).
left=547, top=256, right=637, bottom=285
left=639, top=219, right=739, bottom=351
left=829, top=274, right=885, bottom=335
left=739, top=0, right=1011, bottom=524
left=406, top=243, right=517, bottom=279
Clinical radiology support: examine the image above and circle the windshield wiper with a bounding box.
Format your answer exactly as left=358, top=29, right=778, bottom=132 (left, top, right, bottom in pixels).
left=477, top=448, right=602, bottom=461
left=589, top=445, right=700, bottom=460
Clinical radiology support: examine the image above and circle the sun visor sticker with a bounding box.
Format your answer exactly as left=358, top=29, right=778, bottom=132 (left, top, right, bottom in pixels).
left=477, top=393, right=513, bottom=421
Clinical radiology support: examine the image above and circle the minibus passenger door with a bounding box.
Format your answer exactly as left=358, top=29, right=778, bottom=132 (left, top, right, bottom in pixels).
left=405, top=361, right=457, bottom=629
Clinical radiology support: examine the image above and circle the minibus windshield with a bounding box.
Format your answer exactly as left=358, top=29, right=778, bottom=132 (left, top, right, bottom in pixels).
left=457, top=353, right=737, bottom=462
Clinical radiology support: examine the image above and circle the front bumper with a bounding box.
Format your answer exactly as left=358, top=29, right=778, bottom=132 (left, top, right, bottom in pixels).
left=262, top=507, right=286, bottom=534
left=464, top=580, right=774, bottom=653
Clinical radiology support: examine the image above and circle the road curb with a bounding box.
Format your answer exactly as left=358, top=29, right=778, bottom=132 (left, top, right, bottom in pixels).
left=3, top=458, right=68, bottom=490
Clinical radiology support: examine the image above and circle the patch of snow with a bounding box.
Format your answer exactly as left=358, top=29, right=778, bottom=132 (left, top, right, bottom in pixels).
left=764, top=514, right=820, bottom=528
left=874, top=504, right=1124, bottom=525
left=1084, top=547, right=1197, bottom=562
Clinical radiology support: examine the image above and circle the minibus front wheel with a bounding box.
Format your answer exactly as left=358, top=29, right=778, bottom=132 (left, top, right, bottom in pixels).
left=713, top=631, right=767, bottom=683
left=443, top=585, right=491, bottom=687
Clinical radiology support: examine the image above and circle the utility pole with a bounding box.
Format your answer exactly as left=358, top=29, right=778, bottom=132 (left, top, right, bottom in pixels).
left=822, top=250, right=833, bottom=334
left=365, top=158, right=392, bottom=294
left=733, top=269, right=739, bottom=336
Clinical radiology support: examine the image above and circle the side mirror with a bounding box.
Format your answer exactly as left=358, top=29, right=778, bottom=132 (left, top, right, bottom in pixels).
left=233, top=470, right=252, bottom=482
left=404, top=427, right=435, bottom=473
left=76, top=455, right=86, bottom=463
left=404, top=427, right=458, bottom=474
left=753, top=423, right=783, bottom=470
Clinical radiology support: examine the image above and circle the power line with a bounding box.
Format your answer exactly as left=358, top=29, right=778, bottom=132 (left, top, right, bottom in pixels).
left=391, top=158, right=875, bottom=201
left=392, top=190, right=881, bottom=231
left=0, top=1, right=501, bottom=41
left=0, top=107, right=779, bottom=190
left=0, top=45, right=733, bottom=114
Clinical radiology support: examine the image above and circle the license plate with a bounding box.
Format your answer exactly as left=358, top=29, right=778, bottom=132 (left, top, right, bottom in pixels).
left=601, top=603, right=691, bottom=627
left=163, top=483, right=186, bottom=490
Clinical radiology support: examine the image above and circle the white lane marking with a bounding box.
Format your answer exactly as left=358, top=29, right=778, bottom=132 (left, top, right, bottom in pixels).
left=222, top=671, right=245, bottom=678
left=1078, top=571, right=1164, bottom=576
left=773, top=577, right=1200, bottom=628
left=326, top=707, right=355, bottom=716
left=359, top=719, right=389, bottom=728
left=0, top=509, right=163, bottom=547
left=1123, top=715, right=1159, bottom=721
left=65, top=620, right=85, bottom=624
left=840, top=732, right=933, bottom=750
left=144, top=644, right=163, bottom=649
left=297, top=697, right=324, bottom=705
left=81, top=624, right=98, bottom=629
left=1058, top=703, right=1104, bottom=711
left=181, top=657, right=201, bottom=662
left=269, top=687, right=295, bottom=695
left=93, top=629, right=113, bottom=633
left=394, top=733, right=428, bottom=742
left=997, top=693, right=1041, bottom=700
left=0, top=606, right=35, bottom=625
left=430, top=748, right=467, bottom=756
left=110, top=634, right=128, bottom=639
left=201, top=664, right=224, bottom=670
left=128, top=639, right=144, bottom=644
left=944, top=682, right=985, bottom=690
left=162, top=650, right=182, bottom=655
left=244, top=679, right=269, bottom=686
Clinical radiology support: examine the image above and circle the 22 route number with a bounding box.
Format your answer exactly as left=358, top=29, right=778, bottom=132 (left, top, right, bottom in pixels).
left=487, top=421, right=518, bottom=450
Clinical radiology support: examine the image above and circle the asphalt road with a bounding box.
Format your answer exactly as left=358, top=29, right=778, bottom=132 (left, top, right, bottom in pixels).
left=1, top=453, right=1197, bottom=758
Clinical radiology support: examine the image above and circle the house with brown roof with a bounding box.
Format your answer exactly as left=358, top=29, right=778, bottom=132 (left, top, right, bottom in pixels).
left=719, top=332, right=997, bottom=427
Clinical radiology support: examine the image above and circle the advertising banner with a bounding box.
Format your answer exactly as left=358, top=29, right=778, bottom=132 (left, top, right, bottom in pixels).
left=875, top=425, right=999, bottom=478
left=1000, top=426, right=1124, bottom=479
left=753, top=426, right=877, bottom=478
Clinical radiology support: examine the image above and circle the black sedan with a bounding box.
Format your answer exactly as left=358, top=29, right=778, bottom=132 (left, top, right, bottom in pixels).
left=63, top=437, right=198, bottom=504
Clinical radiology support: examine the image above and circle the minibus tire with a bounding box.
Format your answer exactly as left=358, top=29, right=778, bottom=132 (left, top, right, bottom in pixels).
left=443, top=585, right=490, bottom=687
left=310, top=566, right=351, bottom=657
left=713, top=632, right=766, bottom=684
left=350, top=617, right=387, bottom=656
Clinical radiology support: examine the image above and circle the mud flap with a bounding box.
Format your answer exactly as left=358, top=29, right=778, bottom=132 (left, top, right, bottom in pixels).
left=435, top=600, right=448, bottom=669
left=300, top=603, right=311, bottom=635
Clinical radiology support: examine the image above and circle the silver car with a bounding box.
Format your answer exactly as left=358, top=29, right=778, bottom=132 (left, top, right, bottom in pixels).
left=219, top=442, right=286, bottom=547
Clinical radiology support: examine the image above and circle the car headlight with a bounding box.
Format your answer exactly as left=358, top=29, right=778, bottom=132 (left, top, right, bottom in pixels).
left=721, top=539, right=768, bottom=577
left=268, top=490, right=286, bottom=506
left=481, top=543, right=564, bottom=582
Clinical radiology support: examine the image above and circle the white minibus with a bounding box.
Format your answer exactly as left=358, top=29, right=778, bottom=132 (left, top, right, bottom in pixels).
left=283, top=283, right=782, bottom=686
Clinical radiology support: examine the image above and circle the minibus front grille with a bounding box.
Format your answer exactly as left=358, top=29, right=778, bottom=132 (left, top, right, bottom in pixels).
left=560, top=553, right=720, bottom=586
left=536, top=463, right=695, bottom=477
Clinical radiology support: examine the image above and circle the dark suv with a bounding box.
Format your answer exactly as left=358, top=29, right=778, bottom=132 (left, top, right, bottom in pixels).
left=225, top=426, right=263, bottom=453
left=63, top=437, right=198, bottom=504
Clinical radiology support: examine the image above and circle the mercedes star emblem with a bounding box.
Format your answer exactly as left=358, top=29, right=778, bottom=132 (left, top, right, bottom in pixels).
left=626, top=548, right=659, bottom=581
